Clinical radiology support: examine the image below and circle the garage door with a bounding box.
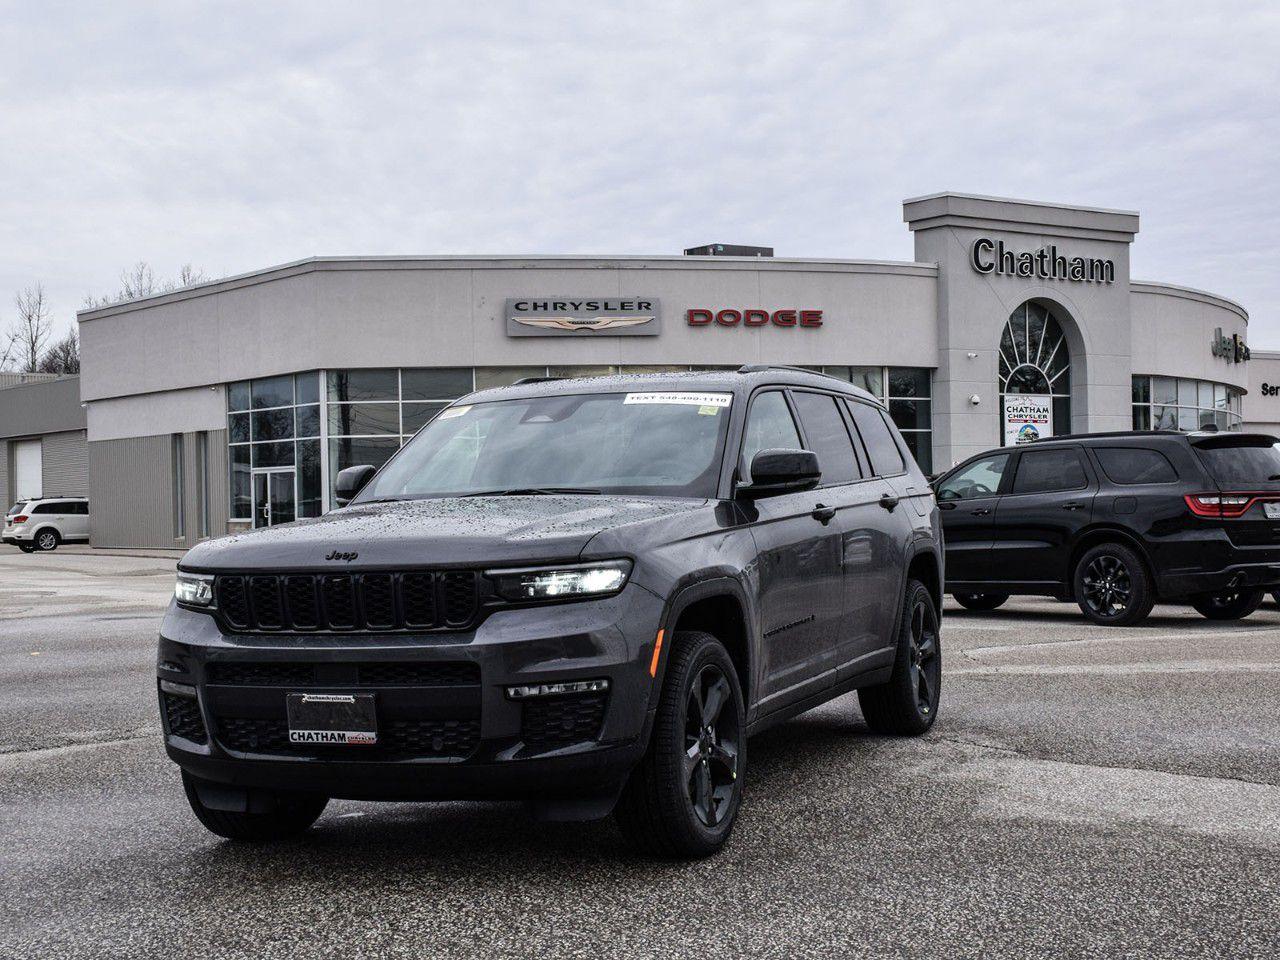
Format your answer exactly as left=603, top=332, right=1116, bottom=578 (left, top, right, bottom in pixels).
left=14, top=438, right=42, bottom=500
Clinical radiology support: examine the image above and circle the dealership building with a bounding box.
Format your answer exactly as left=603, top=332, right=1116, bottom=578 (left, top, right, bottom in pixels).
left=1, top=192, right=1278, bottom=550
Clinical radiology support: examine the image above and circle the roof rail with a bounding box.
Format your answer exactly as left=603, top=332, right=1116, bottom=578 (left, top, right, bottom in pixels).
left=736, top=363, right=845, bottom=381
left=512, top=376, right=564, bottom=385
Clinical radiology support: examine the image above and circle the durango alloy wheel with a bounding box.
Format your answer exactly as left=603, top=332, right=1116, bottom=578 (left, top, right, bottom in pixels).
left=615, top=630, right=746, bottom=858
left=1073, top=543, right=1154, bottom=627
left=1190, top=588, right=1265, bottom=621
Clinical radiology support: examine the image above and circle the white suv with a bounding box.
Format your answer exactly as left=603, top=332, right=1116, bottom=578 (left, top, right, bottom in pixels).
left=3, top=497, right=91, bottom=552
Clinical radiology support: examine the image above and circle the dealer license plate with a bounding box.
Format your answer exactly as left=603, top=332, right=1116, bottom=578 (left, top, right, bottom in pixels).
left=1264, top=502, right=1280, bottom=520
left=286, top=692, right=377, bottom=745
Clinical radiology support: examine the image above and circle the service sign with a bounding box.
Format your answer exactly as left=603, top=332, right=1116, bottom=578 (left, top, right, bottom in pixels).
left=505, top=298, right=661, bottom=337
left=1003, top=395, right=1052, bottom=446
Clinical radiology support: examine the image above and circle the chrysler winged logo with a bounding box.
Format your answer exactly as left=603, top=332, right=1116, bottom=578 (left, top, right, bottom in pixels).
left=513, top=314, right=653, bottom=332
left=505, top=298, right=661, bottom=337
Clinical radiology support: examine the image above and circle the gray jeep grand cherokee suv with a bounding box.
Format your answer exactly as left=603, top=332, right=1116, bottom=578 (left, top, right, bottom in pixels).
left=160, top=367, right=944, bottom=857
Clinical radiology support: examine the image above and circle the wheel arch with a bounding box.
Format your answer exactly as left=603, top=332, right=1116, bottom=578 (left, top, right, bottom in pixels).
left=31, top=524, right=61, bottom=544
left=658, top=576, right=755, bottom=713
left=1067, top=525, right=1154, bottom=596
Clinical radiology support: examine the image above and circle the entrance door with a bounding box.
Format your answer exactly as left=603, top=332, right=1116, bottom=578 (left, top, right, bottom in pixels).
left=14, top=439, right=42, bottom=500
left=252, top=469, right=296, bottom=528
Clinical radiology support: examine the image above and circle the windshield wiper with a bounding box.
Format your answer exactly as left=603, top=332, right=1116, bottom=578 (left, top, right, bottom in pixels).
left=460, top=487, right=603, bottom=497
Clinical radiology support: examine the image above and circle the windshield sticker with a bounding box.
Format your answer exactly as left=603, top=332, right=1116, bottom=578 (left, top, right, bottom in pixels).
left=624, top=392, right=732, bottom=408
left=437, top=405, right=472, bottom=420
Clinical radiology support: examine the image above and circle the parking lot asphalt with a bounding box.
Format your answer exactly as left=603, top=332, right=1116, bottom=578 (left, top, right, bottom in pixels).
left=1, top=547, right=1277, bottom=959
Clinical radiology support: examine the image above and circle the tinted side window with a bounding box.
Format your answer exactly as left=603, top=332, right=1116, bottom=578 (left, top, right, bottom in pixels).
left=1094, top=447, right=1178, bottom=485
left=937, top=454, right=1009, bottom=501
left=73, top=502, right=90, bottom=515
left=741, top=391, right=802, bottom=481
left=845, top=400, right=905, bottom=476
left=31, top=503, right=60, bottom=515
left=791, top=392, right=859, bottom=485
left=1012, top=449, right=1088, bottom=495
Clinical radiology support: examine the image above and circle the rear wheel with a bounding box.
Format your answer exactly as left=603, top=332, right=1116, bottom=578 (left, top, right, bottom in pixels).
left=182, top=771, right=328, bottom=842
left=858, top=579, right=941, bottom=735
left=35, top=529, right=59, bottom=551
left=1073, top=543, right=1154, bottom=627
left=615, top=630, right=745, bottom=859
left=1273, top=591, right=1280, bottom=609
left=1190, top=588, right=1265, bottom=621
left=952, top=592, right=1008, bottom=611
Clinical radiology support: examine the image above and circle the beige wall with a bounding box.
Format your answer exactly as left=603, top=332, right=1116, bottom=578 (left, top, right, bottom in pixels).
left=1130, top=283, right=1250, bottom=390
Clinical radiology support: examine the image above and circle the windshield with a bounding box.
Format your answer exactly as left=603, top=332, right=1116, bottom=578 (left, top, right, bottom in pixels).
left=354, top=390, right=734, bottom=502
left=1194, top=437, right=1280, bottom=485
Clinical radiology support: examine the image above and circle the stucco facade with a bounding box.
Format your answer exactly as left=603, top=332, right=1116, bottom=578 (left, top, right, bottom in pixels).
left=46, top=192, right=1265, bottom=548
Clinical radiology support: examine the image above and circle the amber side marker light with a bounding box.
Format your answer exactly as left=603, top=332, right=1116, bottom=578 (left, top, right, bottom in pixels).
left=649, top=629, right=665, bottom=677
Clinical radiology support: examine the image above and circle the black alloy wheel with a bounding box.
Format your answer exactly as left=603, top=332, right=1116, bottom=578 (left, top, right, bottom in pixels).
left=683, top=663, right=741, bottom=829
left=953, top=592, right=1009, bottom=612
left=1081, top=554, right=1131, bottom=619
left=858, top=579, right=942, bottom=735
left=1073, top=542, right=1154, bottom=627
left=615, top=630, right=746, bottom=858
left=1190, top=588, right=1266, bottom=621
left=906, top=597, right=941, bottom=719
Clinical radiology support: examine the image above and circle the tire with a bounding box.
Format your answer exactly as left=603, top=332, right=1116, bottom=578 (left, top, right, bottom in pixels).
left=1189, top=588, right=1266, bottom=621
left=858, top=579, right=942, bottom=736
left=1273, top=591, right=1280, bottom=609
left=34, top=529, right=60, bottom=552
left=952, top=592, right=1009, bottom=612
left=17, top=544, right=36, bottom=553
left=1073, top=542, right=1155, bottom=627
left=615, top=630, right=746, bottom=859
left=182, top=771, right=328, bottom=842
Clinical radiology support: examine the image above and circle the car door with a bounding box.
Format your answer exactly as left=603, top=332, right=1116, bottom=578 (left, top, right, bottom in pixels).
left=934, top=452, right=1014, bottom=587
left=988, top=445, right=1097, bottom=586
left=843, top=398, right=917, bottom=662
left=739, top=389, right=846, bottom=707
left=70, top=501, right=90, bottom=539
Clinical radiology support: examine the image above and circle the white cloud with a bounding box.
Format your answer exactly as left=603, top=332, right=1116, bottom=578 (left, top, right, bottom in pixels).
left=0, top=0, right=1277, bottom=343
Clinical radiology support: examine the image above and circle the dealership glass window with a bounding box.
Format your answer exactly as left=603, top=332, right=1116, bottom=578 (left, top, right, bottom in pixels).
left=999, top=302, right=1071, bottom=444
left=1131, top=376, right=1241, bottom=433
left=227, top=373, right=325, bottom=523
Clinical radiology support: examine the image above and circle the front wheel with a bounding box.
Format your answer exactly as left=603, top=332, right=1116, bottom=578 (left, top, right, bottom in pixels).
left=182, top=771, right=328, bottom=842
left=615, top=630, right=745, bottom=859
left=858, top=579, right=941, bottom=735
left=1190, top=588, right=1265, bottom=621
left=1074, top=543, right=1155, bottom=627
left=952, top=592, right=1009, bottom=612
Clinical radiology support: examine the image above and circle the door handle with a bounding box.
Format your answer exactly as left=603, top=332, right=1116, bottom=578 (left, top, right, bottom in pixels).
left=1062, top=502, right=1085, bottom=511
left=811, top=504, right=837, bottom=524
left=969, top=508, right=990, bottom=517
left=879, top=493, right=900, bottom=512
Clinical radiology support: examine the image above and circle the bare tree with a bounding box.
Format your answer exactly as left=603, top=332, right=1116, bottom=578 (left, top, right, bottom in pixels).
left=5, top=284, right=54, bottom=372
left=38, top=327, right=80, bottom=375
left=83, top=261, right=209, bottom=308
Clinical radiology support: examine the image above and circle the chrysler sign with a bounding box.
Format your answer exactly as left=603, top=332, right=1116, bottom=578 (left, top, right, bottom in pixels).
left=505, top=298, right=660, bottom=337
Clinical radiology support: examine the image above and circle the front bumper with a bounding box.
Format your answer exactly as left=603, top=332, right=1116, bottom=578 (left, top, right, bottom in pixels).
left=157, top=582, right=665, bottom=805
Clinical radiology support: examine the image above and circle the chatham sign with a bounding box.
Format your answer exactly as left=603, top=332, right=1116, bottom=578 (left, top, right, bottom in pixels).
left=505, top=298, right=660, bottom=337
left=971, top=238, right=1116, bottom=284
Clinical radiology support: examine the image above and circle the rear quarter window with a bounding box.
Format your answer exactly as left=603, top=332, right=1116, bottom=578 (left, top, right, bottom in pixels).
left=845, top=399, right=905, bottom=476
left=1093, top=447, right=1178, bottom=485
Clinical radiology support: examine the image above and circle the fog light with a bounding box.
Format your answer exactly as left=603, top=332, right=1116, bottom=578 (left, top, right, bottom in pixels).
left=160, top=679, right=197, bottom=697
left=506, top=678, right=610, bottom=700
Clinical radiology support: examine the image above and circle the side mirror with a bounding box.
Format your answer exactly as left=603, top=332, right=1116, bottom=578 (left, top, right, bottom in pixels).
left=334, top=465, right=376, bottom=506
left=737, top=449, right=821, bottom=499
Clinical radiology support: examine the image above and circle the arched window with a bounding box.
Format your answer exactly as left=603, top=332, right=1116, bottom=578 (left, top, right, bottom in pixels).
left=999, top=302, right=1071, bottom=436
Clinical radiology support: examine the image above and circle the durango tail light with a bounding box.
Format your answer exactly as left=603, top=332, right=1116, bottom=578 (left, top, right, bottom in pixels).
left=1184, top=494, right=1254, bottom=519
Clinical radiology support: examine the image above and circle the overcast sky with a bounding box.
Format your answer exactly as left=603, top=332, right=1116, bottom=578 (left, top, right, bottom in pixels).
left=2, top=1, right=1278, bottom=346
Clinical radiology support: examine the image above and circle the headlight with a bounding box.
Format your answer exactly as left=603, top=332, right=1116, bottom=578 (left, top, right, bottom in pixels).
left=174, top=572, right=215, bottom=607
left=487, top=560, right=632, bottom=601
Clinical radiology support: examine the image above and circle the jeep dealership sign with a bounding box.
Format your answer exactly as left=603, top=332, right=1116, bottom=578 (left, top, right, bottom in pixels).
left=505, top=298, right=660, bottom=337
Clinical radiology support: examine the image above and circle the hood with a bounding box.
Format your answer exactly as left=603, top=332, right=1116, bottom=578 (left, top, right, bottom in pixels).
left=180, top=494, right=710, bottom=571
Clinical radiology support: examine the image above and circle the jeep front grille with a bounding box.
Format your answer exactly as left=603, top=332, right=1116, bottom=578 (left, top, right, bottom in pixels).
left=213, top=571, right=483, bottom=633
